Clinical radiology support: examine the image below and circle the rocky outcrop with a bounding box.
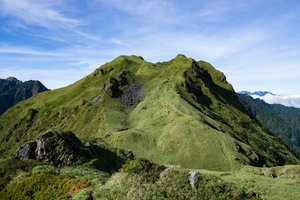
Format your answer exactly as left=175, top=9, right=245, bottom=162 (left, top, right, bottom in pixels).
left=120, top=83, right=143, bottom=106
left=15, top=130, right=83, bottom=167
left=15, top=129, right=127, bottom=171
left=104, top=70, right=143, bottom=105
left=15, top=141, right=37, bottom=159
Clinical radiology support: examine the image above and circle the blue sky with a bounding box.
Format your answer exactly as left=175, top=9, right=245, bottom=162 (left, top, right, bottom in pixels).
left=0, top=0, right=300, bottom=95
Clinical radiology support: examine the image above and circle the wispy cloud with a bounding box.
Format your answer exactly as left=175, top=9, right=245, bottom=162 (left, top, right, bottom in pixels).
left=0, top=44, right=68, bottom=56
left=0, top=0, right=300, bottom=94
left=0, top=0, right=81, bottom=29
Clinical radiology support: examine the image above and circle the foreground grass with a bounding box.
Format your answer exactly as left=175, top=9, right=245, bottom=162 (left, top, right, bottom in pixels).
left=199, top=165, right=300, bottom=200
left=1, top=158, right=299, bottom=199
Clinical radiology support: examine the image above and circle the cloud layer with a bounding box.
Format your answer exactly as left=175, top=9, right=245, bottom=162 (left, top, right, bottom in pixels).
left=252, top=94, right=300, bottom=108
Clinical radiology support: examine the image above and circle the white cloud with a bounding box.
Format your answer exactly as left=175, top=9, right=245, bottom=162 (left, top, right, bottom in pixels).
left=252, top=94, right=300, bottom=108
left=0, top=67, right=93, bottom=90
left=0, top=0, right=81, bottom=29
left=0, top=44, right=68, bottom=56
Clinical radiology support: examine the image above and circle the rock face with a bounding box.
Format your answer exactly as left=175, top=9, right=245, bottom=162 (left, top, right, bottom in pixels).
left=15, top=130, right=82, bottom=167
left=15, top=141, right=37, bottom=159
left=0, top=77, right=48, bottom=115
left=14, top=129, right=127, bottom=171
left=120, top=83, right=143, bottom=106
left=104, top=70, right=143, bottom=105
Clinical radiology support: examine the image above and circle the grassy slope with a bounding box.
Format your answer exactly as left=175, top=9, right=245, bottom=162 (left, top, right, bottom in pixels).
left=0, top=55, right=298, bottom=171
left=200, top=165, right=300, bottom=200
left=1, top=158, right=299, bottom=200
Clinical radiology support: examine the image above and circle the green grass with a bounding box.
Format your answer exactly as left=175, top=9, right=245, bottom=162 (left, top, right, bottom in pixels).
left=0, top=55, right=298, bottom=171
left=199, top=165, right=300, bottom=200
left=1, top=158, right=299, bottom=199
left=0, top=172, right=85, bottom=200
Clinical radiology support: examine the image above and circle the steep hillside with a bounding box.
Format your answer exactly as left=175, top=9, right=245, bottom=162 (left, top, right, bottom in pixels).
left=238, top=94, right=300, bottom=155
left=0, top=77, right=48, bottom=115
left=0, top=55, right=298, bottom=171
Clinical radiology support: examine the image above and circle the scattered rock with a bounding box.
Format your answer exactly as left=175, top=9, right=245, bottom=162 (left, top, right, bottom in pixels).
left=218, top=73, right=228, bottom=83
left=104, top=71, right=143, bottom=104
left=120, top=83, right=143, bottom=106
left=89, top=95, right=101, bottom=105
left=15, top=141, right=37, bottom=159
left=117, top=70, right=132, bottom=86
left=189, top=170, right=197, bottom=189
left=263, top=168, right=274, bottom=178
left=79, top=99, right=86, bottom=106
left=105, top=77, right=120, bottom=91
left=104, top=77, right=122, bottom=98
left=125, top=150, right=136, bottom=160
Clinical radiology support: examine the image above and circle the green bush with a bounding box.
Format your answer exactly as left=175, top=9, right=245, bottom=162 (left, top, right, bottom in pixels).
left=0, top=172, right=84, bottom=200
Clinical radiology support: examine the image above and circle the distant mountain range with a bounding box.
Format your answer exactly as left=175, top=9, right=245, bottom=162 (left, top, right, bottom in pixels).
left=0, top=77, right=48, bottom=115
left=238, top=93, right=300, bottom=155
left=239, top=91, right=274, bottom=96
left=239, top=91, right=300, bottom=108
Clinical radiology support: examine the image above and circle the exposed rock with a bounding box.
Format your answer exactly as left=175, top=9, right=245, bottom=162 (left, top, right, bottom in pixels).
left=15, top=129, right=127, bottom=171
left=15, top=141, right=37, bottom=159
left=189, top=171, right=197, bottom=189
left=218, top=73, right=228, bottom=83
left=117, top=70, right=132, bottom=86
left=120, top=83, right=143, bottom=106
left=15, top=130, right=82, bottom=167
left=263, top=168, right=274, bottom=178
left=124, top=150, right=136, bottom=160
left=89, top=95, right=101, bottom=105
left=104, top=77, right=122, bottom=98
left=105, top=77, right=119, bottom=90
left=79, top=99, right=86, bottom=106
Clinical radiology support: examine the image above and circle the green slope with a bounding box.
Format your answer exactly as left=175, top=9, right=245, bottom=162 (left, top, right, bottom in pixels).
left=238, top=93, right=300, bottom=155
left=0, top=55, right=298, bottom=171
left=1, top=131, right=299, bottom=200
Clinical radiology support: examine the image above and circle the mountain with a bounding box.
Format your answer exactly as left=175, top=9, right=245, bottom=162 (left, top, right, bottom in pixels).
left=239, top=91, right=274, bottom=96
left=0, top=55, right=300, bottom=199
left=0, top=77, right=48, bottom=115
left=238, top=93, right=300, bottom=155
left=0, top=55, right=298, bottom=171
left=239, top=91, right=300, bottom=108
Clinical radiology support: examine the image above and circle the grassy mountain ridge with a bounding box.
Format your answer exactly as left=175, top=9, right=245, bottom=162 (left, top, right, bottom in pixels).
left=0, top=55, right=298, bottom=171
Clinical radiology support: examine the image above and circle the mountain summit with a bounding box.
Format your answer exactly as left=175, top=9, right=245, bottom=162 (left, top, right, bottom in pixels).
left=0, top=55, right=298, bottom=170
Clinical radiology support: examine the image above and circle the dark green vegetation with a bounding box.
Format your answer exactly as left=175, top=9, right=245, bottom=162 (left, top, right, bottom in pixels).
left=0, top=77, right=48, bottom=115
left=0, top=55, right=299, bottom=171
left=0, top=132, right=260, bottom=200
left=238, top=94, right=300, bottom=155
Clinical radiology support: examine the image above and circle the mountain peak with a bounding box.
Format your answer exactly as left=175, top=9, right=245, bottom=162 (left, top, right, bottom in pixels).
left=6, top=77, right=20, bottom=82
left=239, top=91, right=274, bottom=96
left=0, top=55, right=298, bottom=171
